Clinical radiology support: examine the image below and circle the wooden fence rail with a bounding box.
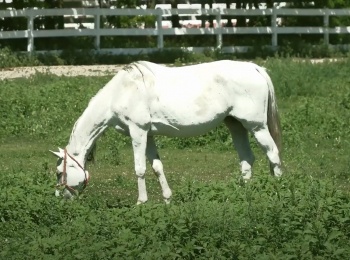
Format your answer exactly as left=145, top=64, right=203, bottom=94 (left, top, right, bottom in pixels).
left=0, top=7, right=350, bottom=54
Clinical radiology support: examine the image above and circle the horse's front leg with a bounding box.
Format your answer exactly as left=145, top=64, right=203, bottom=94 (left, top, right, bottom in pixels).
left=129, top=125, right=148, bottom=204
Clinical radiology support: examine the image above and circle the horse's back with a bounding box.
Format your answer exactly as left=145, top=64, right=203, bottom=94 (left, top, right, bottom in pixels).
left=136, top=60, right=269, bottom=109
left=136, top=60, right=258, bottom=76
left=131, top=60, right=270, bottom=137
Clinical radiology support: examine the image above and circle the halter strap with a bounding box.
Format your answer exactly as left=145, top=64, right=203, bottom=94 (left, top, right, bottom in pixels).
left=56, top=148, right=90, bottom=195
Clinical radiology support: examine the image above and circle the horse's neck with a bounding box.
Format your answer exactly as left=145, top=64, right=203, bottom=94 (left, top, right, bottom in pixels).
left=66, top=87, right=112, bottom=165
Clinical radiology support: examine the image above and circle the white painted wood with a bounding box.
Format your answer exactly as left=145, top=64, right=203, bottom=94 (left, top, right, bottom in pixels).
left=0, top=8, right=349, bottom=53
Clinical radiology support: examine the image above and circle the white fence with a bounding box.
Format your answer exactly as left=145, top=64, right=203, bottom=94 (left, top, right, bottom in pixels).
left=0, top=7, right=350, bottom=54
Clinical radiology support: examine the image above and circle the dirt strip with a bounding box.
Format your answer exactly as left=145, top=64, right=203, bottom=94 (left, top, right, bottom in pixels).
left=0, top=65, right=124, bottom=80
left=0, top=59, right=342, bottom=80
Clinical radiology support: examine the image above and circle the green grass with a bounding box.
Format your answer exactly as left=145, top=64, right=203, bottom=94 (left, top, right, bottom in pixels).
left=1, top=58, right=350, bottom=259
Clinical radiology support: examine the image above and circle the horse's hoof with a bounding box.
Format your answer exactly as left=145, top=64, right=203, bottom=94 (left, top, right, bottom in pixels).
left=274, top=171, right=282, bottom=178
left=136, top=200, right=147, bottom=205
left=242, top=176, right=252, bottom=183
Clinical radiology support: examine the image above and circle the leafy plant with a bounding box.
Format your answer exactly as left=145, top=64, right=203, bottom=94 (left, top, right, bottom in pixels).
left=1, top=57, right=350, bottom=259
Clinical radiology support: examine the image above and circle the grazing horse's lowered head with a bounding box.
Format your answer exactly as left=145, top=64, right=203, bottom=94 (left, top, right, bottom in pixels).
left=50, top=147, right=90, bottom=199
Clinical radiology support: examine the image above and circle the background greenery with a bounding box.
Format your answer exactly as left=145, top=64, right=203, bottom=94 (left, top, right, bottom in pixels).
left=1, top=57, right=350, bottom=259
left=1, top=0, right=350, bottom=52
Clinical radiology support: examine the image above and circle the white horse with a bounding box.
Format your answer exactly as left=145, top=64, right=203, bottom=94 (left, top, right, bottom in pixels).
left=50, top=60, right=282, bottom=203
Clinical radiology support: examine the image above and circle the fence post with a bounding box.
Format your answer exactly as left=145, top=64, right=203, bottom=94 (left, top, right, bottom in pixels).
left=27, top=9, right=34, bottom=53
left=94, top=9, right=101, bottom=50
left=323, top=8, right=329, bottom=46
left=271, top=7, right=277, bottom=50
left=215, top=9, right=222, bottom=49
left=156, top=8, right=164, bottom=49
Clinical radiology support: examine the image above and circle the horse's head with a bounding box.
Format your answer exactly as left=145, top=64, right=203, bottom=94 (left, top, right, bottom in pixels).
left=50, top=147, right=89, bottom=199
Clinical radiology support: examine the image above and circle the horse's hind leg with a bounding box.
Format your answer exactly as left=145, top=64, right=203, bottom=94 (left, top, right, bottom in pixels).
left=129, top=125, right=149, bottom=204
left=224, top=117, right=255, bottom=180
left=146, top=136, right=172, bottom=204
left=251, top=126, right=282, bottom=177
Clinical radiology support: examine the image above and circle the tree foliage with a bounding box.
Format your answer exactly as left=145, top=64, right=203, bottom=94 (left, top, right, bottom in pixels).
left=1, top=0, right=350, bottom=51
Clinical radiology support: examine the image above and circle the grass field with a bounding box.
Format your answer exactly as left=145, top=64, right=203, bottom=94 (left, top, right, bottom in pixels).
left=1, top=58, right=350, bottom=259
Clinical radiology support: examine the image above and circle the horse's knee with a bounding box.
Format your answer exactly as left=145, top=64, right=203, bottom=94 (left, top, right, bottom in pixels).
left=135, top=165, right=146, bottom=178
left=152, top=160, right=163, bottom=174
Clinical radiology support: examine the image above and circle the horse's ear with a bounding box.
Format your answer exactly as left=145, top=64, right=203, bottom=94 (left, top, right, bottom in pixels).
left=49, top=148, right=63, bottom=158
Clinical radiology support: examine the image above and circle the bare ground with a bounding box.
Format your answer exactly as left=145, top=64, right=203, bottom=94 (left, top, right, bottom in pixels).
left=0, top=59, right=341, bottom=80
left=0, top=65, right=125, bottom=80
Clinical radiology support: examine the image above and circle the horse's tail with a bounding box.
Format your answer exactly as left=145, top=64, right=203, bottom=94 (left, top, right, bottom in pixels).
left=256, top=66, right=282, bottom=155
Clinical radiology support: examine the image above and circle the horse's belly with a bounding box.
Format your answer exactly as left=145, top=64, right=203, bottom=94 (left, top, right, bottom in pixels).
left=149, top=114, right=226, bottom=137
